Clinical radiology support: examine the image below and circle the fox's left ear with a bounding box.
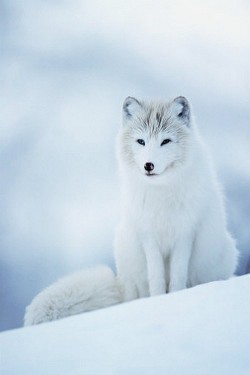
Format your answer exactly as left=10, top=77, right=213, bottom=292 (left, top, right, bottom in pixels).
left=123, top=97, right=142, bottom=120
left=172, top=96, right=190, bottom=126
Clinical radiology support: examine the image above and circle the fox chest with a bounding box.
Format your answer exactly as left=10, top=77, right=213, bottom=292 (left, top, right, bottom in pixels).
left=129, top=191, right=194, bottom=249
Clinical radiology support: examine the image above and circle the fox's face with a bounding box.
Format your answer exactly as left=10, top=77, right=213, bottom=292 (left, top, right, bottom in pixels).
left=119, top=96, right=192, bottom=183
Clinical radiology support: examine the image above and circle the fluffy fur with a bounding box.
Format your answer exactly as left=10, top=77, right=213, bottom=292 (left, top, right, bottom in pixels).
left=24, top=96, right=238, bottom=325
left=24, top=266, right=121, bottom=325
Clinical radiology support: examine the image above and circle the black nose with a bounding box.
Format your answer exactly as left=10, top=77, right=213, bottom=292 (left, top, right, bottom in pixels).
left=144, top=162, right=154, bottom=172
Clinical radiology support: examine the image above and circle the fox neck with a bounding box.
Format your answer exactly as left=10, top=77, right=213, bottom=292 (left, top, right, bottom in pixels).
left=119, top=138, right=207, bottom=211
left=120, top=161, right=188, bottom=204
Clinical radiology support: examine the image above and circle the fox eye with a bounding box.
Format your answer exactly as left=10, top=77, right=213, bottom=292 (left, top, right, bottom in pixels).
left=137, top=139, right=145, bottom=146
left=161, top=139, right=171, bottom=146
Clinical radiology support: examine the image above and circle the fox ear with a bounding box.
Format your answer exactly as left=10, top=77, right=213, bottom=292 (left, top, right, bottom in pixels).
left=123, top=97, right=142, bottom=120
left=172, top=96, right=190, bottom=126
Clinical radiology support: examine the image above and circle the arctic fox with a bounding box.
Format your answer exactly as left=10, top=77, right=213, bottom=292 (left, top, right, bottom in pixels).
left=24, top=96, right=238, bottom=325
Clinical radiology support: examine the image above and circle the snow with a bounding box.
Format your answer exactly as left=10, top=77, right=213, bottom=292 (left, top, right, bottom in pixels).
left=1, top=275, right=250, bottom=375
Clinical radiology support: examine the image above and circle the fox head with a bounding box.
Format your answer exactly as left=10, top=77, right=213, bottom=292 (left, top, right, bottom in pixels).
left=119, top=96, right=194, bottom=183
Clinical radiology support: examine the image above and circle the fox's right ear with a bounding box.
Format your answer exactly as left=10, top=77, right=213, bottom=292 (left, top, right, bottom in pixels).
left=123, top=97, right=142, bottom=120
left=172, top=96, right=190, bottom=126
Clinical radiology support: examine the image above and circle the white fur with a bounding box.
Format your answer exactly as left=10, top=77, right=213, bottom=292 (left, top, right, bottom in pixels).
left=24, top=266, right=121, bottom=325
left=24, top=97, right=238, bottom=325
left=115, top=96, right=238, bottom=299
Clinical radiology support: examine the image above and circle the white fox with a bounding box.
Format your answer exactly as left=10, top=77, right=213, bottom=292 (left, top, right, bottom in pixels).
left=24, top=96, right=238, bottom=325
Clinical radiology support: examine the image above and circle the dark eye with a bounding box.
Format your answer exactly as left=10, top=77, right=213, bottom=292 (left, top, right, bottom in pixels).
left=137, top=139, right=145, bottom=146
left=161, top=139, right=171, bottom=146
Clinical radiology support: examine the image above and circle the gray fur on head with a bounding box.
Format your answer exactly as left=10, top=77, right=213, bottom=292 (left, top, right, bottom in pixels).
left=122, top=96, right=191, bottom=129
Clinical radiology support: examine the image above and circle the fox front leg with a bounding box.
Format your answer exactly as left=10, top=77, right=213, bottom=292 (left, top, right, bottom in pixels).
left=144, top=240, right=166, bottom=296
left=168, top=236, right=192, bottom=293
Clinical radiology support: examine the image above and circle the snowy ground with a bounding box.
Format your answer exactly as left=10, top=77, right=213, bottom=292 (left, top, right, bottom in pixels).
left=1, top=275, right=250, bottom=375
left=0, top=1, right=249, bottom=331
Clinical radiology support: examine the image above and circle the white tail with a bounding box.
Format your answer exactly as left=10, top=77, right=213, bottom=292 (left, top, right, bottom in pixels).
left=24, top=266, right=122, bottom=326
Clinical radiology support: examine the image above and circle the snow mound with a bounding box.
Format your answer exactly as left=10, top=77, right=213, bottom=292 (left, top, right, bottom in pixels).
left=1, top=275, right=250, bottom=375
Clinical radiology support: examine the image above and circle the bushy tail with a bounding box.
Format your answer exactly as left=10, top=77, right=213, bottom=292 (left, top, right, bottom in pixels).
left=24, top=266, right=123, bottom=326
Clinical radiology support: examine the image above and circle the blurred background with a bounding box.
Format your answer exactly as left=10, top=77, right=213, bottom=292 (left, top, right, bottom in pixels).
left=0, top=0, right=249, bottom=331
